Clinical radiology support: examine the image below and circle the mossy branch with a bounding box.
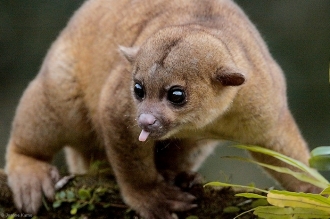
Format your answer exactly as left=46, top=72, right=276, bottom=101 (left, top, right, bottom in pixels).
left=0, top=170, right=256, bottom=219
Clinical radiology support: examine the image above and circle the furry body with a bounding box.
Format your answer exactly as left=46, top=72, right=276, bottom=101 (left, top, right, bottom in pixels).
left=6, top=0, right=316, bottom=218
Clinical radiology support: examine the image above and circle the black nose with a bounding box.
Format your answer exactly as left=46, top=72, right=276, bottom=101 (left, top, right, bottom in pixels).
left=138, top=113, right=160, bottom=131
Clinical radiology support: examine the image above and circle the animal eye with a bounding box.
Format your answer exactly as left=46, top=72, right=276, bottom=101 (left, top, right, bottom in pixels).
left=134, top=82, right=145, bottom=100
left=167, top=87, right=186, bottom=105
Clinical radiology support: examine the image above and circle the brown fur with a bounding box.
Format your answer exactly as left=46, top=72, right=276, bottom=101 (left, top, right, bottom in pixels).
left=5, top=0, right=317, bottom=218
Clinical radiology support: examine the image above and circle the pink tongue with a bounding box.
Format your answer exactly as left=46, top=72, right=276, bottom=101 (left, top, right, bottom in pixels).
left=139, top=130, right=150, bottom=142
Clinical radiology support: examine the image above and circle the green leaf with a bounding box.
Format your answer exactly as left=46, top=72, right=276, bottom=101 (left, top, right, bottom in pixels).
left=235, top=145, right=307, bottom=172
left=204, top=182, right=268, bottom=193
left=59, top=191, right=66, bottom=199
left=309, top=155, right=330, bottom=171
left=253, top=206, right=293, bottom=219
left=235, top=193, right=267, bottom=199
left=320, top=186, right=330, bottom=196
left=66, top=190, right=76, bottom=200
left=267, top=190, right=330, bottom=213
left=234, top=145, right=329, bottom=187
left=311, top=146, right=330, bottom=157
left=70, top=207, right=78, bottom=215
left=226, top=155, right=328, bottom=189
left=185, top=216, right=199, bottom=219
left=78, top=188, right=92, bottom=200
left=52, top=200, right=62, bottom=208
left=223, top=206, right=240, bottom=213
left=251, top=198, right=269, bottom=208
left=292, top=207, right=330, bottom=219
left=88, top=203, right=95, bottom=211
left=254, top=206, right=330, bottom=219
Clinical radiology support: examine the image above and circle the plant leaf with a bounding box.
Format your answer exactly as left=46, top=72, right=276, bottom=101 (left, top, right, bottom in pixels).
left=291, top=207, right=330, bottom=219
left=78, top=188, right=92, bottom=200
left=267, top=190, right=330, bottom=214
left=204, top=182, right=268, bottom=193
left=234, top=145, right=329, bottom=186
left=52, top=200, right=62, bottom=208
left=66, top=190, right=76, bottom=200
left=311, top=146, right=330, bottom=157
left=225, top=155, right=328, bottom=189
left=320, top=186, right=330, bottom=196
left=235, top=193, right=267, bottom=199
left=235, top=145, right=307, bottom=171
left=59, top=191, right=66, bottom=199
left=223, top=206, right=240, bottom=213
left=88, top=203, right=95, bottom=211
left=185, top=216, right=199, bottom=219
left=254, top=206, right=330, bottom=219
left=253, top=206, right=293, bottom=219
left=309, top=155, right=330, bottom=171
left=251, top=198, right=269, bottom=208
left=70, top=207, right=78, bottom=215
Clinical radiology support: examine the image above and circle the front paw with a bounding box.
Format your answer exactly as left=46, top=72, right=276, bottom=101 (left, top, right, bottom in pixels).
left=123, top=181, right=197, bottom=219
left=6, top=157, right=59, bottom=214
left=160, top=170, right=203, bottom=190
left=174, top=171, right=203, bottom=190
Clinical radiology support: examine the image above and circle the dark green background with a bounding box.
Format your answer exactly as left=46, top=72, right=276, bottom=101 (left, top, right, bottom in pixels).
left=1, top=1, right=329, bottom=187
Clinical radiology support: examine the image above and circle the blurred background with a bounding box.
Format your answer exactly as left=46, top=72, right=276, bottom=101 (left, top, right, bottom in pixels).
left=0, top=1, right=329, bottom=188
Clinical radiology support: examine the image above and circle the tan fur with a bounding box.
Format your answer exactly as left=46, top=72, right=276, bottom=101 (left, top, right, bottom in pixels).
left=5, top=0, right=317, bottom=218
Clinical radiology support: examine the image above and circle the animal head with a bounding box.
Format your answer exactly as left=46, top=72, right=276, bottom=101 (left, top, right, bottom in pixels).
left=120, top=27, right=246, bottom=141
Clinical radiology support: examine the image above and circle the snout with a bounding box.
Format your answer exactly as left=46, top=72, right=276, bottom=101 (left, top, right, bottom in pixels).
left=137, top=113, right=166, bottom=142
left=138, top=113, right=162, bottom=132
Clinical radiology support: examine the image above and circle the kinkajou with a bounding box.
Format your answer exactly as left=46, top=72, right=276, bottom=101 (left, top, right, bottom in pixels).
left=5, top=0, right=318, bottom=218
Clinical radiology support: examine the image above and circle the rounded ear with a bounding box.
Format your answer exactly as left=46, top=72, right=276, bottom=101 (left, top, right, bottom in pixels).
left=119, top=46, right=139, bottom=63
left=215, top=66, right=246, bottom=86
